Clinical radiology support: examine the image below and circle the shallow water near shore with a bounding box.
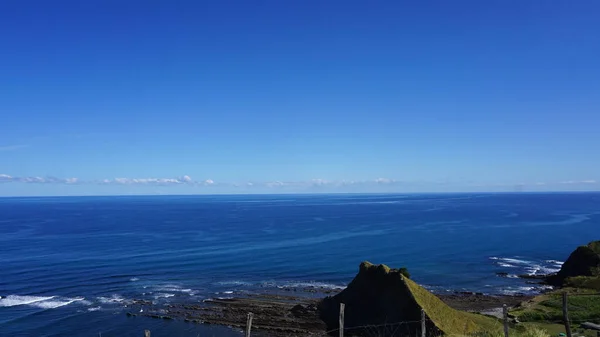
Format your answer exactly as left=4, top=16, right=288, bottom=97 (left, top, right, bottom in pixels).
left=1, top=192, right=599, bottom=336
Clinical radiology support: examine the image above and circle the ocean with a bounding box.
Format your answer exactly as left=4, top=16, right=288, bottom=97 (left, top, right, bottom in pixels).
left=1, top=193, right=599, bottom=336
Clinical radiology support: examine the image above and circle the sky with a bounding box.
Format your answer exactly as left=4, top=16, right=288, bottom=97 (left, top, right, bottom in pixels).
left=1, top=1, right=599, bottom=196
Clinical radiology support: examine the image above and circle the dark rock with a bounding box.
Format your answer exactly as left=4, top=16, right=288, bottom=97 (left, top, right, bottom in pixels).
left=319, top=261, right=431, bottom=336
left=546, top=240, right=600, bottom=287
left=518, top=274, right=547, bottom=280
left=290, top=304, right=308, bottom=315
left=318, top=261, right=486, bottom=337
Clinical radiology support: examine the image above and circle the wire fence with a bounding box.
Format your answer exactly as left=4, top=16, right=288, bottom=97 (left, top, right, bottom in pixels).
left=322, top=319, right=427, bottom=336
left=138, top=292, right=600, bottom=337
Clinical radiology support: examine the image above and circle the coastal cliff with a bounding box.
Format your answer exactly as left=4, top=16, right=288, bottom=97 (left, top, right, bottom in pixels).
left=546, top=240, right=600, bottom=289
left=318, top=261, right=495, bottom=336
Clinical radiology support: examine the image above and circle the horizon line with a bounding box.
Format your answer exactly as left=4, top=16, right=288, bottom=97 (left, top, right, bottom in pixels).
left=1, top=190, right=599, bottom=199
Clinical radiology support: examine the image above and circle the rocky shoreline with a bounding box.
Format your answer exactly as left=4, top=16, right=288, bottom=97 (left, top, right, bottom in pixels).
left=126, top=286, right=532, bottom=336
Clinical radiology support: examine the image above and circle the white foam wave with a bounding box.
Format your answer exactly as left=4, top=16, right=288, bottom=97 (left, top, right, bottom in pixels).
left=498, top=263, right=517, bottom=268
left=88, top=306, right=101, bottom=312
left=154, top=284, right=194, bottom=294
left=0, top=295, right=85, bottom=309
left=130, top=277, right=140, bottom=282
left=97, top=295, right=125, bottom=304
left=31, top=297, right=84, bottom=309
left=276, top=281, right=346, bottom=290
left=526, top=265, right=561, bottom=275
left=154, top=293, right=175, bottom=299
left=223, top=291, right=233, bottom=294
left=545, top=260, right=564, bottom=265
left=216, top=280, right=253, bottom=286
left=501, top=286, right=536, bottom=295
left=0, top=295, right=55, bottom=307
left=217, top=280, right=345, bottom=291
left=501, top=258, right=532, bottom=265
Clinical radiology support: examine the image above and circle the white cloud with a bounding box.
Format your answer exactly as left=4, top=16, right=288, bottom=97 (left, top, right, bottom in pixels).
left=0, top=174, right=14, bottom=182
left=101, top=176, right=197, bottom=185
left=311, top=179, right=329, bottom=186
left=0, top=174, right=79, bottom=184
left=559, top=180, right=597, bottom=184
left=266, top=181, right=285, bottom=187
left=3, top=174, right=598, bottom=192
left=375, top=178, right=395, bottom=184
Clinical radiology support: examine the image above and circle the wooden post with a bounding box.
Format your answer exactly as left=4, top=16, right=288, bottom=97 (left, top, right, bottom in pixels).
left=503, top=304, right=509, bottom=337
left=339, top=303, right=345, bottom=337
left=246, top=312, right=254, bottom=337
left=144, top=330, right=151, bottom=337
left=563, top=292, right=572, bottom=337
left=421, top=309, right=426, bottom=337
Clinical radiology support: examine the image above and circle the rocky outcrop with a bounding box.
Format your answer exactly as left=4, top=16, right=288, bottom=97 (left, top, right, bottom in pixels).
left=318, top=262, right=491, bottom=336
left=547, top=240, right=600, bottom=287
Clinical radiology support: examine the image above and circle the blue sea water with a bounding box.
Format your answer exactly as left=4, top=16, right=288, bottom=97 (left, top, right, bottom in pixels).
left=1, top=193, right=599, bottom=336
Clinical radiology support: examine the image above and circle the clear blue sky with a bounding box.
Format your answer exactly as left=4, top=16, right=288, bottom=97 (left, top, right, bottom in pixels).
left=1, top=1, right=599, bottom=196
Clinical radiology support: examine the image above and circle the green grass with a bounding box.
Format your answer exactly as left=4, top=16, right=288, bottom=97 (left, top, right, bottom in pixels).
left=565, top=276, right=600, bottom=290
left=357, top=262, right=501, bottom=335
left=403, top=276, right=501, bottom=334
left=510, top=288, right=600, bottom=324
left=520, top=322, right=600, bottom=337
left=450, top=326, right=553, bottom=337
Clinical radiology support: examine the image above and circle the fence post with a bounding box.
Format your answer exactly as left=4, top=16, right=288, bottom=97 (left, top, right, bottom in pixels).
left=246, top=312, right=253, bottom=337
left=503, top=304, right=509, bottom=337
left=144, top=330, right=151, bottom=337
left=563, top=292, right=572, bottom=337
left=339, top=303, right=345, bottom=337
left=421, top=309, right=426, bottom=337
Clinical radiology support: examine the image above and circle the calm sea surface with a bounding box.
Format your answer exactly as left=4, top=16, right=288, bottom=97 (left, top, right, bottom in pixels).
left=1, top=193, right=599, bottom=336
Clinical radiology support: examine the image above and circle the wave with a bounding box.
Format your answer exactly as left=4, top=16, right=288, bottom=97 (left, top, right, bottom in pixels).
left=499, top=258, right=533, bottom=265
left=271, top=281, right=346, bottom=290
left=491, top=256, right=563, bottom=277
left=152, top=284, right=196, bottom=294
left=97, top=295, right=126, bottom=304
left=31, top=297, right=85, bottom=309
left=525, top=265, right=561, bottom=276
left=216, top=280, right=253, bottom=286
left=214, top=279, right=345, bottom=291
left=501, top=286, right=535, bottom=295
left=0, top=295, right=55, bottom=307
left=498, top=263, right=517, bottom=268
left=154, top=293, right=175, bottom=299
left=0, top=295, right=85, bottom=309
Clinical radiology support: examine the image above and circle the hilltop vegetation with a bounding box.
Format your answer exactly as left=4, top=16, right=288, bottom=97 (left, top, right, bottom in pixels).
left=319, top=261, right=500, bottom=336
left=546, top=240, right=600, bottom=289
